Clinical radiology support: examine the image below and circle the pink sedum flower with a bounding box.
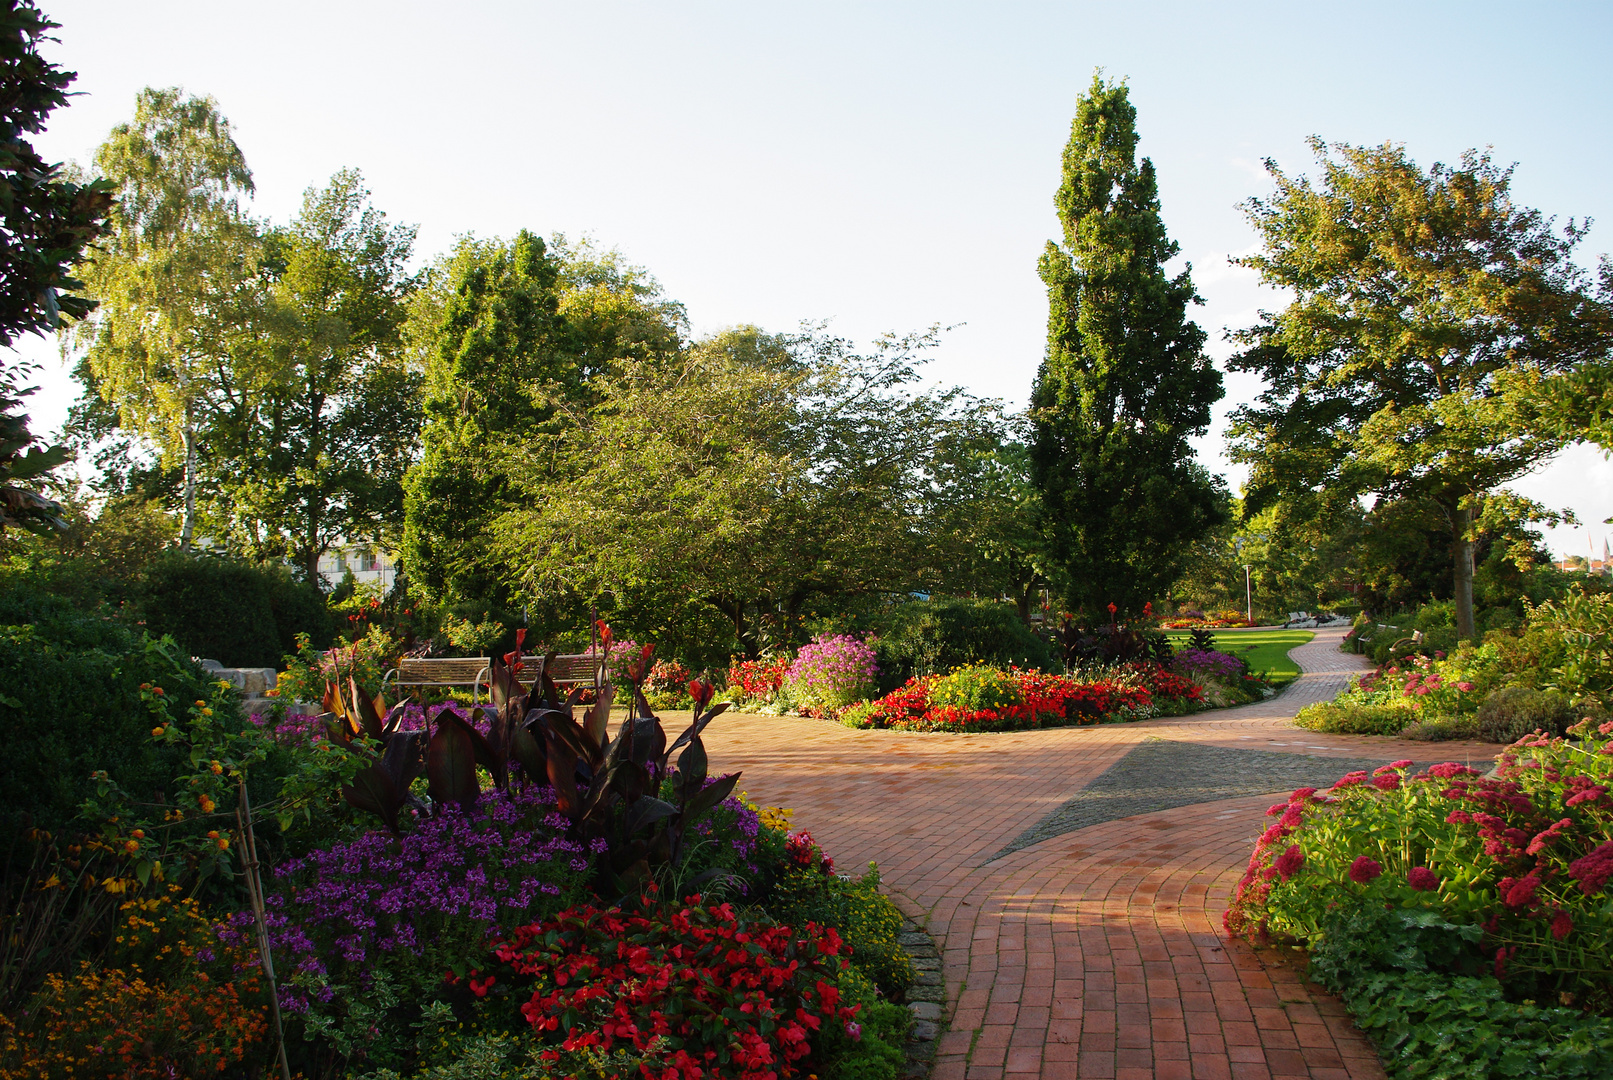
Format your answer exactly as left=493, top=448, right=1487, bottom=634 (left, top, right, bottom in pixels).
left=1348, top=856, right=1383, bottom=883
left=1406, top=866, right=1439, bottom=891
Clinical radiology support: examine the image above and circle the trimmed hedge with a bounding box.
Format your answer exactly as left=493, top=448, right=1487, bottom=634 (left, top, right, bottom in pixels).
left=138, top=552, right=332, bottom=668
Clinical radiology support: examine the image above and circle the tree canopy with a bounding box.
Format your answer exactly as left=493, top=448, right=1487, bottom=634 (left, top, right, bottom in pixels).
left=1029, top=74, right=1226, bottom=618
left=492, top=324, right=1003, bottom=657
left=1229, top=139, right=1613, bottom=639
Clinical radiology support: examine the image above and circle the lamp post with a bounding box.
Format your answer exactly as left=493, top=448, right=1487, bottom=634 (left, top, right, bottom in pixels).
left=1244, top=565, right=1253, bottom=625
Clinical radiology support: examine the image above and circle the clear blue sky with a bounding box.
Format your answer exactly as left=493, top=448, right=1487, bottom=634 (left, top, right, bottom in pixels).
left=14, top=0, right=1613, bottom=555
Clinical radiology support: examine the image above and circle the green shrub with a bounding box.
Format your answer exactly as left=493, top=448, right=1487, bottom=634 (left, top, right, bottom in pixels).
left=870, top=598, right=1054, bottom=692
left=1308, top=908, right=1613, bottom=1080
left=819, top=965, right=912, bottom=1080
left=767, top=863, right=913, bottom=1000
left=1293, top=700, right=1413, bottom=735
left=138, top=552, right=332, bottom=668
left=930, top=663, right=1022, bottom=712
left=1398, top=717, right=1480, bottom=741
left=1475, top=686, right=1579, bottom=743
left=0, top=584, right=243, bottom=835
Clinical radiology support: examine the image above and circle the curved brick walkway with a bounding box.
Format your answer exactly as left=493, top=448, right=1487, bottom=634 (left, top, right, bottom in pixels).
left=703, top=627, right=1499, bottom=1080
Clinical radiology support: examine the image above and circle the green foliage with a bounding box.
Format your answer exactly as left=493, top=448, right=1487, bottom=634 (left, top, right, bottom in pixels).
left=208, top=170, right=421, bottom=581
left=1293, top=700, right=1413, bottom=736
left=1309, top=908, right=1613, bottom=1080
left=818, top=965, right=912, bottom=1080
left=869, top=598, right=1054, bottom=692
left=137, top=551, right=331, bottom=667
left=1, top=363, right=73, bottom=537
left=0, top=582, right=240, bottom=835
left=495, top=324, right=1003, bottom=660
left=1228, top=139, right=1613, bottom=641
left=1475, top=687, right=1578, bottom=744
left=1029, top=74, right=1227, bottom=617
left=765, top=862, right=914, bottom=1001
left=930, top=663, right=1023, bottom=713
left=78, top=86, right=256, bottom=548
left=401, top=231, right=598, bottom=611
left=0, top=1, right=113, bottom=348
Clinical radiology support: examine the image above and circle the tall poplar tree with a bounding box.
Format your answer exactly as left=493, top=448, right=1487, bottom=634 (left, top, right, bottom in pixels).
left=1029, top=75, right=1226, bottom=617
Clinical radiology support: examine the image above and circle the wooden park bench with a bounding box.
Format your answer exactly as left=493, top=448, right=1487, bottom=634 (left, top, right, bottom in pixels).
left=382, top=657, right=493, bottom=702
left=381, top=653, right=603, bottom=703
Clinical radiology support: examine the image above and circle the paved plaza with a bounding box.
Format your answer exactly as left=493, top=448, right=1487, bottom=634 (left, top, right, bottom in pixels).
left=703, top=628, right=1497, bottom=1080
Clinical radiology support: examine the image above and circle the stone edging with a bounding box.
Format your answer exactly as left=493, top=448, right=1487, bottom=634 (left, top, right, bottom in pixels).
left=898, top=917, right=943, bottom=1078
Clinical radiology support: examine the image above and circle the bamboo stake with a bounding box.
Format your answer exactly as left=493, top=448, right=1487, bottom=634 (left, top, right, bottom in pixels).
left=236, top=776, right=292, bottom=1080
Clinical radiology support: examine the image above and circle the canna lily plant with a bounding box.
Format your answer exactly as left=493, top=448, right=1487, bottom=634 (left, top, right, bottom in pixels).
left=325, top=626, right=740, bottom=901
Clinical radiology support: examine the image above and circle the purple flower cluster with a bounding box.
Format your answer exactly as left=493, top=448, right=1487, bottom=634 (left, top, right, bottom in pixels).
left=685, top=779, right=766, bottom=883
left=787, top=634, right=879, bottom=706
left=1172, top=648, right=1245, bottom=683
left=224, top=785, right=594, bottom=1014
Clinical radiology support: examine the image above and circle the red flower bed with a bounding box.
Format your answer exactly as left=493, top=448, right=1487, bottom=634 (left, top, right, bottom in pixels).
left=483, top=898, right=859, bottom=1080
left=727, top=657, right=790, bottom=703
left=848, top=666, right=1173, bottom=732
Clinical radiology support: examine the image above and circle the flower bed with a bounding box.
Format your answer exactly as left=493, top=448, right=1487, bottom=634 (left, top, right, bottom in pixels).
left=1161, top=609, right=1254, bottom=629
left=4, top=622, right=916, bottom=1080
left=842, top=663, right=1181, bottom=732
left=1225, top=721, right=1613, bottom=1077
left=1300, top=588, right=1612, bottom=742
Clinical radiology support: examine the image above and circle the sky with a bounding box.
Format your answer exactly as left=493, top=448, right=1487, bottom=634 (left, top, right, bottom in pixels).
left=12, top=0, right=1613, bottom=558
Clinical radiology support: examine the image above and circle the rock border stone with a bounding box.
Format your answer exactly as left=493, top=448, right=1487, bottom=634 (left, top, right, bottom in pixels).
left=898, top=917, right=943, bottom=1078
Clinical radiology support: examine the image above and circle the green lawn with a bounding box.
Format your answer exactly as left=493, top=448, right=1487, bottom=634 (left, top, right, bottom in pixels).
left=1165, top=629, right=1314, bottom=681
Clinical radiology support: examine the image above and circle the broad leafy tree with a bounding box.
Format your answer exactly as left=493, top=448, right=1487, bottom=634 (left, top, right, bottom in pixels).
left=213, top=170, right=419, bottom=580
left=401, top=231, right=678, bottom=614
left=76, top=87, right=255, bottom=550
left=1229, top=140, right=1613, bottom=640
left=1029, top=75, right=1227, bottom=618
left=494, top=325, right=997, bottom=655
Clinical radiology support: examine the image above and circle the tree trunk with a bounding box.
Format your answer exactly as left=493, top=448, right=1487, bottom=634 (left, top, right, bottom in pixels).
left=1453, top=502, right=1477, bottom=642
left=179, top=419, right=197, bottom=553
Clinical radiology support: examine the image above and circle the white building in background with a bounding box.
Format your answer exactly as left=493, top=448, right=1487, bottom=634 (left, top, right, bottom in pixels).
left=316, top=542, right=399, bottom=592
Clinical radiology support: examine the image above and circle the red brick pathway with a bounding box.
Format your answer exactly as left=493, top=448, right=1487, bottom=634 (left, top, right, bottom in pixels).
left=703, top=628, right=1497, bottom=1079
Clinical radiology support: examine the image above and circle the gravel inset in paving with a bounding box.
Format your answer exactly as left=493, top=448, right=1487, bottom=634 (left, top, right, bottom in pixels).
left=983, top=737, right=1393, bottom=863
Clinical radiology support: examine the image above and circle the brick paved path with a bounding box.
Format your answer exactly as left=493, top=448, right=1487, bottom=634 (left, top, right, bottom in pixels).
left=703, top=628, right=1499, bottom=1080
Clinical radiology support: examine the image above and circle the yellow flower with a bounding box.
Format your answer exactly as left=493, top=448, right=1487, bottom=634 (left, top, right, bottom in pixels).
left=198, top=795, right=215, bottom=814
left=216, top=836, right=230, bottom=851
left=210, top=761, right=223, bottom=774
left=152, top=726, right=165, bottom=738
left=195, top=699, right=206, bottom=707
left=202, top=708, right=213, bottom=716
left=123, top=839, right=139, bottom=855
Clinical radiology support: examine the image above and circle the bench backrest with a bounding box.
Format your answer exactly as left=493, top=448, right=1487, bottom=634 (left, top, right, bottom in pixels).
left=394, top=657, right=490, bottom=684
left=545, top=653, right=597, bottom=684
